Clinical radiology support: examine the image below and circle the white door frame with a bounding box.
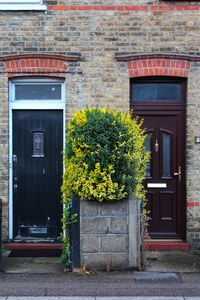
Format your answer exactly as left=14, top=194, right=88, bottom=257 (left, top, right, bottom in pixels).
left=9, top=78, right=66, bottom=239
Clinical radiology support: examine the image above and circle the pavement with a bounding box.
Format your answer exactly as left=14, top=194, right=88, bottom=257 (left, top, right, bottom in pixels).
left=145, top=250, right=200, bottom=273
left=0, top=297, right=199, bottom=300
left=0, top=250, right=200, bottom=298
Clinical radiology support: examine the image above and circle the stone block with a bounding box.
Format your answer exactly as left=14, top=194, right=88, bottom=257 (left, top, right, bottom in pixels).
left=81, top=253, right=129, bottom=270
left=100, top=235, right=128, bottom=253
left=100, top=200, right=127, bottom=216
left=81, top=217, right=109, bottom=234
left=109, top=217, right=128, bottom=234
left=81, top=235, right=99, bottom=253
left=81, top=200, right=100, bottom=217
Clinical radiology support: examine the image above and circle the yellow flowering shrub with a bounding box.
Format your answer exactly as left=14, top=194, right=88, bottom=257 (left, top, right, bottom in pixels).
left=62, top=107, right=149, bottom=204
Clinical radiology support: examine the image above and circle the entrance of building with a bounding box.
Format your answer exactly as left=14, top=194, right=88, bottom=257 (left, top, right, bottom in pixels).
left=12, top=110, right=63, bottom=240
left=131, top=77, right=186, bottom=240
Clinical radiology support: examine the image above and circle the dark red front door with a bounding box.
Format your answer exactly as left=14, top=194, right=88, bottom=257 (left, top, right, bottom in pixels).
left=136, top=111, right=185, bottom=239
left=131, top=77, right=186, bottom=240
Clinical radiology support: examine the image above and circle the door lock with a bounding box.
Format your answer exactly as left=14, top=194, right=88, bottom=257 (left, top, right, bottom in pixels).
left=174, top=166, right=181, bottom=181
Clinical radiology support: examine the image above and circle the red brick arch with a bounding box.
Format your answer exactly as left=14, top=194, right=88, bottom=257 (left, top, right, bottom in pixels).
left=0, top=54, right=80, bottom=78
left=115, top=54, right=199, bottom=78
left=128, top=59, right=190, bottom=78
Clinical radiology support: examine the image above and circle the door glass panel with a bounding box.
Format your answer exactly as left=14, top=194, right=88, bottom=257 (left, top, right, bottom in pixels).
left=145, top=133, right=151, bottom=177
left=163, top=133, right=171, bottom=177
left=32, top=131, right=44, bottom=157
left=132, top=83, right=182, bottom=102
left=15, top=84, right=62, bottom=100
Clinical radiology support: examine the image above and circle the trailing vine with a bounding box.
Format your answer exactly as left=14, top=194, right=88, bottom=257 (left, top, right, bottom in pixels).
left=60, top=204, right=77, bottom=268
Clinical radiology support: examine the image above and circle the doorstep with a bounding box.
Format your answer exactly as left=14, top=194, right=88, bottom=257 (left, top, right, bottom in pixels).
left=3, top=242, right=62, bottom=250
left=144, top=240, right=190, bottom=251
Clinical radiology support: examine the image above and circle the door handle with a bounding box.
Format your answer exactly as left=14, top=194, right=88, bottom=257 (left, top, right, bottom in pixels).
left=13, top=154, right=18, bottom=183
left=154, top=139, right=159, bottom=152
left=174, top=166, right=181, bottom=181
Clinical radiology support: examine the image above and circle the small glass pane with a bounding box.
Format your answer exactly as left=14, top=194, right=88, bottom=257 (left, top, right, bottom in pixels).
left=145, top=133, right=151, bottom=177
left=163, top=133, right=171, bottom=177
left=15, top=84, right=61, bottom=100
left=32, top=132, right=44, bottom=157
left=132, top=83, right=182, bottom=102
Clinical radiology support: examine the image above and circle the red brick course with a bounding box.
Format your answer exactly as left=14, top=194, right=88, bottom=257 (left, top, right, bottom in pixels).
left=48, top=5, right=199, bottom=11
left=187, top=202, right=200, bottom=207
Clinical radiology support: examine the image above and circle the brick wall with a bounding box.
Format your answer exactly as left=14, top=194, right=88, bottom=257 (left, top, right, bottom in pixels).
left=0, top=1, right=199, bottom=246
left=187, top=63, right=200, bottom=247
left=0, top=63, right=8, bottom=240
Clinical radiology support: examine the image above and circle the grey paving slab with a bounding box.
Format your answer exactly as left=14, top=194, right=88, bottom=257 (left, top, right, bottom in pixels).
left=185, top=298, right=200, bottom=300
left=145, top=251, right=200, bottom=273
left=8, top=298, right=95, bottom=300
left=6, top=298, right=185, bottom=300
left=97, top=298, right=184, bottom=300
left=1, top=255, right=63, bottom=274
left=133, top=272, right=181, bottom=282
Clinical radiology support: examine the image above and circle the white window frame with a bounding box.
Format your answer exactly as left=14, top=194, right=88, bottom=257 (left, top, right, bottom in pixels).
left=10, top=78, right=65, bottom=108
left=0, top=0, right=46, bottom=10
left=9, top=78, right=66, bottom=239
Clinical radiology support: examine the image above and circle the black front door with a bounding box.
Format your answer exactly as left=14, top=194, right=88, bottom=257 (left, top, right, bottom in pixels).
left=13, top=110, right=63, bottom=240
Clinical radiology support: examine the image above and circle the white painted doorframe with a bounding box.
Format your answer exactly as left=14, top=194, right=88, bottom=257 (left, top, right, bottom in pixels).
left=8, top=79, right=66, bottom=239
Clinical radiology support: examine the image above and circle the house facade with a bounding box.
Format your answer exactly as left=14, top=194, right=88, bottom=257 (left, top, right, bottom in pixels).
left=0, top=0, right=200, bottom=253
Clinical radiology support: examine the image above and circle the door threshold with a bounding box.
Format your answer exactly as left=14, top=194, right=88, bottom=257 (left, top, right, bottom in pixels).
left=144, top=240, right=190, bottom=251
left=4, top=242, right=62, bottom=250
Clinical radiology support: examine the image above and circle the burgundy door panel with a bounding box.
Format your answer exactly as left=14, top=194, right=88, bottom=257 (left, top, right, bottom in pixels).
left=135, top=112, right=185, bottom=239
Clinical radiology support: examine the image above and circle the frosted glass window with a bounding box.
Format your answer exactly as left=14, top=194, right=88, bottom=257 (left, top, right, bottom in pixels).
left=145, top=134, right=151, bottom=177
left=163, top=133, right=171, bottom=177
left=15, top=84, right=62, bottom=100
left=132, top=83, right=182, bottom=102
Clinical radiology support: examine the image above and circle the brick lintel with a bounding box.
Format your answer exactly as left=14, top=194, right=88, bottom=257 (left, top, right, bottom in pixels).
left=115, top=53, right=200, bottom=62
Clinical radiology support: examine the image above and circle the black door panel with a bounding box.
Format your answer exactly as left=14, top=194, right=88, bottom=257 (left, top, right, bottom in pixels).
left=13, top=110, right=63, bottom=239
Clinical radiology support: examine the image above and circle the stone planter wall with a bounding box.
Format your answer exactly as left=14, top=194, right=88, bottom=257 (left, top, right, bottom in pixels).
left=80, top=194, right=142, bottom=270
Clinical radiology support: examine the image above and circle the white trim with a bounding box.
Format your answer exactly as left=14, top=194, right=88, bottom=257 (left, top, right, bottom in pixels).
left=0, top=4, right=46, bottom=10
left=11, top=102, right=65, bottom=110
left=8, top=103, right=13, bottom=239
left=9, top=78, right=66, bottom=240
left=0, top=0, right=42, bottom=3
